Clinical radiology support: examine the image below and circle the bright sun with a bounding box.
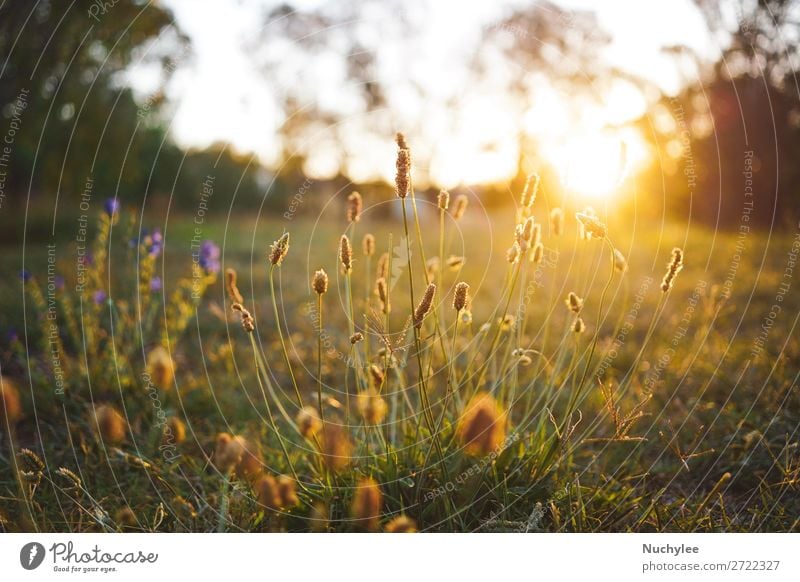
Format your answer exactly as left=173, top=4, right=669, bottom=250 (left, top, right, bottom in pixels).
left=547, top=132, right=640, bottom=199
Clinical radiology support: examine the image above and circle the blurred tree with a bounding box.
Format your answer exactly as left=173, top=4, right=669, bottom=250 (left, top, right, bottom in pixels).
left=247, top=0, right=612, bottom=201
left=0, top=0, right=188, bottom=231
left=649, top=0, right=800, bottom=228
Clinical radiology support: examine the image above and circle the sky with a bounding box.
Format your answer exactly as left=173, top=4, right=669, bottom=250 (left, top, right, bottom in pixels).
left=137, top=0, right=719, bottom=190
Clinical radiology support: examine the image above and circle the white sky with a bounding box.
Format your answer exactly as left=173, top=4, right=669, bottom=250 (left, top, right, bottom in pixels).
left=146, top=0, right=719, bottom=182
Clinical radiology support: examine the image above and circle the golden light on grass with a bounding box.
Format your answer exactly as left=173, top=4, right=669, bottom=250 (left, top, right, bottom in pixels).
left=339, top=234, right=353, bottom=273
left=452, top=194, right=468, bottom=220
left=575, top=211, right=607, bottom=239
left=351, top=477, right=383, bottom=531
left=296, top=406, right=322, bottom=438
left=347, top=191, right=362, bottom=223
left=520, top=172, right=540, bottom=208
left=276, top=475, right=299, bottom=508
left=550, top=207, right=564, bottom=236
left=0, top=376, right=22, bottom=425
left=613, top=248, right=628, bottom=273
left=233, top=437, right=263, bottom=483
left=546, top=131, right=646, bottom=200
left=165, top=416, right=186, bottom=444
left=661, top=247, right=684, bottom=292
left=506, top=242, right=521, bottom=263
left=362, top=233, right=375, bottom=256
left=318, top=423, right=352, bottom=472
left=384, top=515, right=417, bottom=533
left=214, top=432, right=243, bottom=474
left=530, top=242, right=544, bottom=264
left=369, top=364, right=385, bottom=387
left=446, top=255, right=465, bottom=271
left=255, top=473, right=280, bottom=510
left=357, top=388, right=388, bottom=425
left=146, top=346, right=175, bottom=389
left=457, top=392, right=506, bottom=456
left=376, top=277, right=390, bottom=314
left=377, top=252, right=389, bottom=279
left=93, top=404, right=127, bottom=444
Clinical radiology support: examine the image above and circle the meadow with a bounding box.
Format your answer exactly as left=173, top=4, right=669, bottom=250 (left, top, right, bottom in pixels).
left=1, top=137, right=799, bottom=532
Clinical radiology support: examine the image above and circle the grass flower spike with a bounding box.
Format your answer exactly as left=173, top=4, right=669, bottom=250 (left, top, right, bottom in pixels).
left=269, top=232, right=290, bottom=266
left=347, top=191, right=362, bottom=223
left=661, top=247, right=684, bottom=292
left=413, top=283, right=436, bottom=329
left=339, top=235, right=353, bottom=273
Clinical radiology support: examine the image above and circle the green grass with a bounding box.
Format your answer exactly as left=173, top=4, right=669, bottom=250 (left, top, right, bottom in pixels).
left=1, top=201, right=798, bottom=533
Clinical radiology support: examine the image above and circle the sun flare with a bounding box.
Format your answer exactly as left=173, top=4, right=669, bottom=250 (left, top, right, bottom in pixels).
left=546, top=131, right=646, bottom=200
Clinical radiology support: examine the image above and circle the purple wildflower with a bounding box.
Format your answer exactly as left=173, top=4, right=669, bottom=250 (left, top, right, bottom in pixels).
left=148, top=228, right=163, bottom=257
left=198, top=240, right=221, bottom=274
left=150, top=276, right=162, bottom=292
left=93, top=290, right=107, bottom=305
left=104, top=198, right=120, bottom=217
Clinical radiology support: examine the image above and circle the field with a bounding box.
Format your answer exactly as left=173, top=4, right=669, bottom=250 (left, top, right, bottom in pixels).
left=1, top=167, right=799, bottom=533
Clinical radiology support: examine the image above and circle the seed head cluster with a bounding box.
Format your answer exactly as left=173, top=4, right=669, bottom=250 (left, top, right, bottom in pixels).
left=312, top=268, right=329, bottom=295
left=269, top=232, right=290, bottom=266
left=437, top=189, right=450, bottom=210
left=661, top=247, right=684, bottom=292
left=339, top=234, right=353, bottom=273
left=413, top=283, right=436, bottom=329
left=347, top=191, right=362, bottom=223
left=575, top=212, right=607, bottom=239
left=395, top=149, right=411, bottom=199
left=566, top=292, right=583, bottom=314
left=453, top=281, right=470, bottom=312
left=225, top=268, right=244, bottom=304
left=452, top=194, right=468, bottom=220
left=362, top=233, right=375, bottom=256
